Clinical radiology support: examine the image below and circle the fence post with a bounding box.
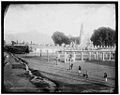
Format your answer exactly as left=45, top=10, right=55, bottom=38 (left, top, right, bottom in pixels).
left=73, top=52, right=76, bottom=62
left=96, top=51, right=98, bottom=60
left=40, top=49, right=42, bottom=57
left=109, top=52, right=111, bottom=61
left=100, top=52, right=102, bottom=61
left=105, top=52, right=107, bottom=61
left=105, top=52, right=108, bottom=61
left=35, top=48, right=36, bottom=56
left=64, top=52, right=67, bottom=63
left=81, top=52, right=83, bottom=61
left=89, top=52, right=91, bottom=60
left=47, top=50, right=49, bottom=62
left=102, top=52, right=105, bottom=61
left=57, top=51, right=60, bottom=59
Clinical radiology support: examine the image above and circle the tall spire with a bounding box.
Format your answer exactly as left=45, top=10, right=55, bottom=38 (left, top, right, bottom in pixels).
left=79, top=23, right=83, bottom=45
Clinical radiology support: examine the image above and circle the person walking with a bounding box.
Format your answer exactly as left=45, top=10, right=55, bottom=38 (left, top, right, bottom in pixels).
left=85, top=70, right=88, bottom=78
left=78, top=66, right=81, bottom=76
left=55, top=56, right=58, bottom=65
left=104, top=72, right=108, bottom=82
left=70, top=63, right=73, bottom=70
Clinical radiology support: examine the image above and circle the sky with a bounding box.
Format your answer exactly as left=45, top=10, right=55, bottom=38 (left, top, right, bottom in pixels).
left=4, top=4, right=115, bottom=44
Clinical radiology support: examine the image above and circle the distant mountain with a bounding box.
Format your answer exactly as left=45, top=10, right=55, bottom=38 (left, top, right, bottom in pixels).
left=4, top=31, right=53, bottom=44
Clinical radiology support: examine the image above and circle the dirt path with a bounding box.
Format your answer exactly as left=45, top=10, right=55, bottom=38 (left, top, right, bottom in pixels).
left=20, top=56, right=115, bottom=87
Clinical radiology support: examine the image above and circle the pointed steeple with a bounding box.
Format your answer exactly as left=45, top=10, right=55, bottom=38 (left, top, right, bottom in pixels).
left=79, top=23, right=83, bottom=45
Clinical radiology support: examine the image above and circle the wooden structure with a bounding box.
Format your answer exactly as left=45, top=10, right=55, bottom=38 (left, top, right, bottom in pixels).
left=57, top=50, right=115, bottom=62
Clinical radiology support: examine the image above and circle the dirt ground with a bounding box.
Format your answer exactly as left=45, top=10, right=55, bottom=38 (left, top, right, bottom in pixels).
left=18, top=54, right=116, bottom=93
left=3, top=52, right=117, bottom=93
left=20, top=54, right=115, bottom=84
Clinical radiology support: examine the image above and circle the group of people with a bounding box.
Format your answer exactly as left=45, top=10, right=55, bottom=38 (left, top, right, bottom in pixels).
left=67, top=54, right=88, bottom=78
left=55, top=53, right=108, bottom=82
left=78, top=65, right=108, bottom=82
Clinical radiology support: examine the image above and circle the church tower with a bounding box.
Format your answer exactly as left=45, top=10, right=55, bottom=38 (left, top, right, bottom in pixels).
left=79, top=23, right=83, bottom=45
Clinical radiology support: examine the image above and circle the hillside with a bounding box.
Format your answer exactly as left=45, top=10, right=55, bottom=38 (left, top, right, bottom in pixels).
left=4, top=31, right=53, bottom=44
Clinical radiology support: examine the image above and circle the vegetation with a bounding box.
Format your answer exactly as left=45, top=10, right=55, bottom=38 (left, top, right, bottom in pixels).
left=51, top=31, right=70, bottom=46
left=69, top=37, right=80, bottom=44
left=51, top=31, right=80, bottom=46
left=4, top=45, right=29, bottom=54
left=90, top=27, right=116, bottom=46
left=52, top=27, right=116, bottom=46
left=11, top=41, right=16, bottom=46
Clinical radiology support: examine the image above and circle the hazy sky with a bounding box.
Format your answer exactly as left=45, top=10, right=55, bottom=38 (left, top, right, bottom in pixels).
left=5, top=4, right=115, bottom=39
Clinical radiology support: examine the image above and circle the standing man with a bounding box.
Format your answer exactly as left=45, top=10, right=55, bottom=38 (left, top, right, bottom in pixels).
left=55, top=56, right=58, bottom=65
left=85, top=70, right=88, bottom=78
left=104, top=72, right=108, bottom=82
left=70, top=63, right=73, bottom=70
left=78, top=65, right=81, bottom=76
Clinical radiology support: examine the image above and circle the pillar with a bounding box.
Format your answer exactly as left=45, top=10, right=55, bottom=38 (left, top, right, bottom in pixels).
left=105, top=52, right=108, bottom=61
left=102, top=52, right=105, bottom=61
left=94, top=52, right=96, bottom=60
left=89, top=52, right=91, bottom=60
left=40, top=49, right=42, bottom=57
left=73, top=52, right=76, bottom=62
left=64, top=52, right=67, bottom=63
left=109, top=52, right=111, bottom=61
left=47, top=50, right=49, bottom=62
left=96, top=51, right=98, bottom=60
left=81, top=52, right=83, bottom=61
left=100, top=52, right=102, bottom=61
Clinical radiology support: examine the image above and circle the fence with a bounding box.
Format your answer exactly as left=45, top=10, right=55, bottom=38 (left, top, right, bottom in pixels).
left=26, top=48, right=58, bottom=62
left=27, top=45, right=116, bottom=63
left=57, top=50, right=115, bottom=62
